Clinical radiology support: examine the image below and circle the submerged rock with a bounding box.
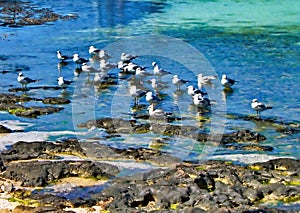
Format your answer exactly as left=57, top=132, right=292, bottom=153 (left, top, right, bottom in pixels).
left=0, top=93, right=65, bottom=118
left=42, top=97, right=71, bottom=105
left=0, top=0, right=78, bottom=27
left=78, top=118, right=268, bottom=152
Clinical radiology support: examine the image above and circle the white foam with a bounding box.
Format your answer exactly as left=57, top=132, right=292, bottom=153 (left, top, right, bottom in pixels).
left=0, top=120, right=34, bottom=131
left=210, top=153, right=295, bottom=164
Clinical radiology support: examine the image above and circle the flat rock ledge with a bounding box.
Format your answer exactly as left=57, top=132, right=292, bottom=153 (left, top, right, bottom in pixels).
left=0, top=93, right=69, bottom=118
left=0, top=139, right=298, bottom=212
left=78, top=118, right=271, bottom=152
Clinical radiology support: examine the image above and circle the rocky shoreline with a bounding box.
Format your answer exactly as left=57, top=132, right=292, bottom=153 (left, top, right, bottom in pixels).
left=0, top=138, right=298, bottom=212
left=0, top=91, right=299, bottom=212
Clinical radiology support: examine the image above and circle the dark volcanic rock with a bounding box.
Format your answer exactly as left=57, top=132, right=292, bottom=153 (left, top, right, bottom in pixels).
left=42, top=97, right=71, bottom=105
left=0, top=93, right=64, bottom=118
left=0, top=93, right=38, bottom=103
left=222, top=129, right=266, bottom=144
left=2, top=160, right=119, bottom=187
left=11, top=106, right=64, bottom=118
left=0, top=0, right=78, bottom=27
left=8, top=86, right=63, bottom=92
left=1, top=138, right=86, bottom=163
left=0, top=144, right=299, bottom=212
left=78, top=118, right=267, bottom=152
left=0, top=125, right=12, bottom=133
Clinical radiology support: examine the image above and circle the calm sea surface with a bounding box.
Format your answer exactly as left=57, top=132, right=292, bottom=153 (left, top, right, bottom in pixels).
left=0, top=0, right=299, bottom=160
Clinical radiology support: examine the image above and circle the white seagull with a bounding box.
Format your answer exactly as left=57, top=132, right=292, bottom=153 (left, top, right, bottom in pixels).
left=129, top=85, right=147, bottom=105
left=17, top=72, right=39, bottom=90
left=81, top=63, right=98, bottom=73
left=99, top=59, right=116, bottom=72
left=58, top=76, right=73, bottom=88
left=73, top=54, right=89, bottom=65
left=197, top=73, right=217, bottom=86
left=172, top=75, right=189, bottom=90
left=193, top=93, right=210, bottom=108
left=145, top=91, right=161, bottom=103
left=94, top=73, right=102, bottom=84
left=89, top=46, right=100, bottom=55
left=150, top=78, right=168, bottom=93
left=221, top=74, right=238, bottom=89
left=121, top=52, right=138, bottom=62
left=98, top=49, right=111, bottom=60
left=152, top=62, right=171, bottom=80
left=147, top=104, right=166, bottom=120
left=187, top=85, right=207, bottom=97
left=135, top=67, right=151, bottom=78
left=121, top=62, right=140, bottom=74
left=251, top=99, right=272, bottom=118
left=56, top=50, right=71, bottom=61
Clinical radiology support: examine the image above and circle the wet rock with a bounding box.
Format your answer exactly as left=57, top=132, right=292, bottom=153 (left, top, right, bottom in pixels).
left=0, top=93, right=38, bottom=103
left=222, top=129, right=266, bottom=144
left=78, top=118, right=266, bottom=145
left=0, top=1, right=78, bottom=27
left=0, top=93, right=64, bottom=118
left=254, top=158, right=299, bottom=172
left=225, top=144, right=274, bottom=151
left=0, top=124, right=12, bottom=133
left=8, top=86, right=62, bottom=92
left=42, top=97, right=71, bottom=105
left=1, top=160, right=119, bottom=187
left=1, top=138, right=85, bottom=163
left=11, top=106, right=64, bottom=118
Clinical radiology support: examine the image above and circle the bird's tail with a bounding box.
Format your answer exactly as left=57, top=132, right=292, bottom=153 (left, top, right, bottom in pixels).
left=266, top=105, right=272, bottom=109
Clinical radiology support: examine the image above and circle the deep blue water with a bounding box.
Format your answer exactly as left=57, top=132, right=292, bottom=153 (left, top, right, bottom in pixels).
left=0, top=0, right=299, bottom=160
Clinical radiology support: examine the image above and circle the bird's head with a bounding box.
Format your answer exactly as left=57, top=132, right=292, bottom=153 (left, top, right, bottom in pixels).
left=152, top=62, right=157, bottom=67
left=252, top=99, right=258, bottom=103
left=18, top=72, right=23, bottom=76
left=222, top=74, right=227, bottom=79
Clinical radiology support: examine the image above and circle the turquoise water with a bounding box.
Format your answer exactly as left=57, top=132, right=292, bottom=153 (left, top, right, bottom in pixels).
left=0, top=0, right=299, bottom=160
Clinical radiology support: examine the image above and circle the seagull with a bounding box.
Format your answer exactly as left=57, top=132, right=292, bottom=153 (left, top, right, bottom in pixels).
left=89, top=46, right=100, bottom=55
left=135, top=67, right=151, bottom=79
left=150, top=78, right=168, bottom=93
left=197, top=73, right=217, bottom=86
left=81, top=63, right=98, bottom=73
left=94, top=73, right=102, bottom=84
left=193, top=93, right=210, bottom=108
left=221, top=74, right=238, bottom=89
left=147, top=104, right=166, bottom=120
left=152, top=62, right=171, bottom=80
left=121, top=62, right=140, bottom=74
left=187, top=85, right=207, bottom=97
left=129, top=85, right=147, bottom=105
left=172, top=75, right=189, bottom=90
left=56, top=50, right=71, bottom=61
left=99, top=59, right=116, bottom=72
left=251, top=99, right=272, bottom=118
left=73, top=54, right=89, bottom=65
left=121, top=52, right=138, bottom=62
left=17, top=72, right=39, bottom=90
left=145, top=91, right=162, bottom=103
left=57, top=76, right=73, bottom=88
left=98, top=49, right=111, bottom=60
